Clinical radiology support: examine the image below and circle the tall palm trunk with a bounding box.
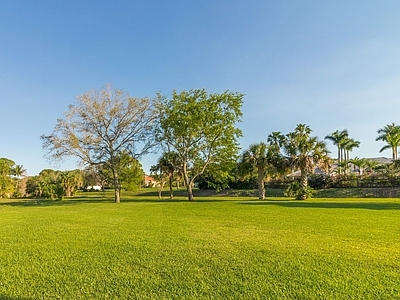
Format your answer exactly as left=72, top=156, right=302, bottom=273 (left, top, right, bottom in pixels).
left=257, top=168, right=265, bottom=200
left=298, top=168, right=308, bottom=200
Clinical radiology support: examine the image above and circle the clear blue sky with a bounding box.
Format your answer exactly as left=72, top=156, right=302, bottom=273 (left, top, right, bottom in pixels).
left=1, top=1, right=400, bottom=175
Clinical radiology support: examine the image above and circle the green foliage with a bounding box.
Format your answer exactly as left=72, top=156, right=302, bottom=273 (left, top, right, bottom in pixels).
left=375, top=123, right=400, bottom=160
left=156, top=89, right=243, bottom=201
left=0, top=158, right=16, bottom=198
left=308, top=174, right=333, bottom=189
left=284, top=180, right=315, bottom=200
left=116, top=151, right=145, bottom=191
left=325, top=129, right=360, bottom=175
left=0, top=196, right=399, bottom=298
left=25, top=169, right=71, bottom=200
left=196, top=161, right=236, bottom=191
left=60, top=170, right=84, bottom=197
left=239, top=142, right=286, bottom=199
left=40, top=169, right=63, bottom=200
left=151, top=152, right=182, bottom=198
left=284, top=124, right=330, bottom=200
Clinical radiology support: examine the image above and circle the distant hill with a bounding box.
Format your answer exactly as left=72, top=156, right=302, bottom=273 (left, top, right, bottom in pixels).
left=365, top=157, right=392, bottom=164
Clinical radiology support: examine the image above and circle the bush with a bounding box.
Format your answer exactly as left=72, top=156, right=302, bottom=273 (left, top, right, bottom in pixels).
left=284, top=181, right=315, bottom=200
left=308, top=174, right=333, bottom=189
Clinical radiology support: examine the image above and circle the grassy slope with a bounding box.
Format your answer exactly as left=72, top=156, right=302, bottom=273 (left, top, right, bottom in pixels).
left=0, top=192, right=399, bottom=299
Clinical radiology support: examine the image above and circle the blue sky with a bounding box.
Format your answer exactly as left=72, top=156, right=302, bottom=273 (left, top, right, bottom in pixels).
left=1, top=1, right=400, bottom=175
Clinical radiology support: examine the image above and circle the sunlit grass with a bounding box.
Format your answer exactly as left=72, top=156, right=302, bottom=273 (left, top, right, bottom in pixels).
left=0, top=192, right=399, bottom=299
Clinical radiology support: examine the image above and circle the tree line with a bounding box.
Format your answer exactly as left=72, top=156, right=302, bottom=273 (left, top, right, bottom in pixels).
left=2, top=85, right=400, bottom=201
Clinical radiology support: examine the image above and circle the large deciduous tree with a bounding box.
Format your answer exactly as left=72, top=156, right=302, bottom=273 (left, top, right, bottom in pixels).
left=156, top=89, right=243, bottom=201
left=41, top=85, right=158, bottom=202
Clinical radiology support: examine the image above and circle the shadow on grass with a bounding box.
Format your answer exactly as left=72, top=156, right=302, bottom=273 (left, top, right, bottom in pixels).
left=0, top=295, right=34, bottom=300
left=240, top=199, right=400, bottom=210
left=0, top=196, right=231, bottom=207
left=0, top=198, right=114, bottom=207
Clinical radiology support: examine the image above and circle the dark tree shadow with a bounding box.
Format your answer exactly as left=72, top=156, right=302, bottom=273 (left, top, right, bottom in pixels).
left=0, top=196, right=231, bottom=207
left=0, top=294, right=34, bottom=300
left=240, top=199, right=400, bottom=210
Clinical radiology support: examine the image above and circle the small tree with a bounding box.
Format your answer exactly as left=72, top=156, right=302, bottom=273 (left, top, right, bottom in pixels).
left=150, top=163, right=168, bottom=199
left=42, top=85, right=158, bottom=202
left=240, top=143, right=268, bottom=200
left=59, top=170, right=83, bottom=197
left=156, top=89, right=243, bottom=201
left=155, top=152, right=181, bottom=199
left=118, top=151, right=145, bottom=191
left=239, top=131, right=287, bottom=200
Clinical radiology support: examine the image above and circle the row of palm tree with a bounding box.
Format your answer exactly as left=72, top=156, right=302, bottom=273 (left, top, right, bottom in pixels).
left=150, top=122, right=400, bottom=201
left=241, top=124, right=330, bottom=200
left=324, top=129, right=360, bottom=174
left=240, top=123, right=400, bottom=200
left=324, top=123, right=400, bottom=173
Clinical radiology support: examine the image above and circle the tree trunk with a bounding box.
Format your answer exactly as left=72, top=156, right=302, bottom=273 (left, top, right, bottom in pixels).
left=298, top=169, right=308, bottom=200
left=114, top=186, right=120, bottom=203
left=186, top=182, right=194, bottom=201
left=169, top=173, right=174, bottom=199
left=113, top=172, right=121, bottom=203
left=257, top=168, right=265, bottom=200
left=182, top=162, right=194, bottom=201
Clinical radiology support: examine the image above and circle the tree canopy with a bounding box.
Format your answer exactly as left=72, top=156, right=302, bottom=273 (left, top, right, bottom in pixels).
left=375, top=123, right=400, bottom=160
left=156, top=89, right=243, bottom=201
left=41, top=85, right=158, bottom=202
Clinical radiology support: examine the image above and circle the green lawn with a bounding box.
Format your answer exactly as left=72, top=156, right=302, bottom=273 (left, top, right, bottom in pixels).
left=1, top=192, right=399, bottom=299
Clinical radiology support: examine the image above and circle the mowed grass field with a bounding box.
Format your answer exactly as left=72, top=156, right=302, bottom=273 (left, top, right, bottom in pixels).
left=0, top=191, right=399, bottom=299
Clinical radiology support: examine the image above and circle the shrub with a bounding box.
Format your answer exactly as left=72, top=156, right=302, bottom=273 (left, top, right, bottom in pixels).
left=284, top=181, right=315, bottom=200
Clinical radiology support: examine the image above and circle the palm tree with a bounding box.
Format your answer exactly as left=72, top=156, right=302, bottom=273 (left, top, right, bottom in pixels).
left=59, top=170, right=83, bottom=197
left=241, top=143, right=269, bottom=200
left=267, top=131, right=285, bottom=149
left=342, top=138, right=360, bottom=163
left=240, top=141, right=284, bottom=200
left=375, top=123, right=400, bottom=160
left=349, top=157, right=368, bottom=175
left=285, top=124, right=330, bottom=200
left=12, top=164, right=26, bottom=197
left=150, top=163, right=168, bottom=199
left=157, top=152, right=181, bottom=199
left=324, top=129, right=348, bottom=174
left=12, top=164, right=26, bottom=179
